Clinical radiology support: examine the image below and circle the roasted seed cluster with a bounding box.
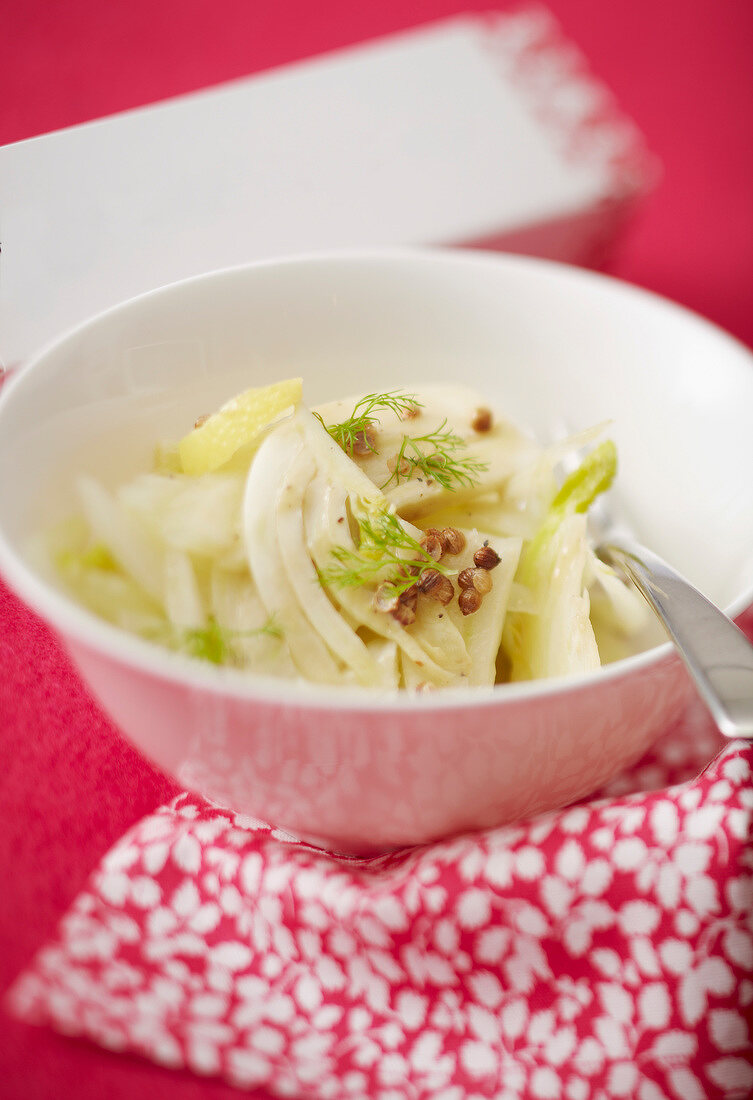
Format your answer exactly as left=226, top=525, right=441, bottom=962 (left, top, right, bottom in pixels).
left=457, top=566, right=493, bottom=615
left=373, top=526, right=501, bottom=624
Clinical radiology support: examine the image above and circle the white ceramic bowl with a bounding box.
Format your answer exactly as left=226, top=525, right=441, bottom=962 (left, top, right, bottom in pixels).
left=2, top=250, right=753, bottom=853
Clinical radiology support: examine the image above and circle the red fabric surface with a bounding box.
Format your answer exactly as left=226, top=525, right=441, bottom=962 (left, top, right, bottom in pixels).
left=1, top=2, right=752, bottom=1097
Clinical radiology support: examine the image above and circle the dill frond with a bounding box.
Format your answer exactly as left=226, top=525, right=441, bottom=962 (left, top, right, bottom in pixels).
left=320, top=505, right=452, bottom=600
left=318, top=391, right=422, bottom=455
left=381, top=419, right=488, bottom=491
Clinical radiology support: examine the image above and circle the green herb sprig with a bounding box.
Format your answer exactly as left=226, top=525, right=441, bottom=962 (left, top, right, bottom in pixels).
left=166, top=615, right=283, bottom=665
left=381, top=419, right=489, bottom=491
left=320, top=506, right=453, bottom=601
left=316, top=391, right=422, bottom=455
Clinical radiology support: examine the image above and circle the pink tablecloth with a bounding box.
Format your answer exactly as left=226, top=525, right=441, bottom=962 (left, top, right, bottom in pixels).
left=1, top=2, right=752, bottom=1098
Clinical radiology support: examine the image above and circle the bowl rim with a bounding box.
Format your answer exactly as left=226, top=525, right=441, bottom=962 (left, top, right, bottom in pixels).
left=1, top=245, right=752, bottom=713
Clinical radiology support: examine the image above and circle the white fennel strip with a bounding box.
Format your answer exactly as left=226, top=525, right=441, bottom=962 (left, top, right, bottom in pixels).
left=243, top=424, right=344, bottom=684
left=506, top=513, right=600, bottom=681
left=282, top=412, right=454, bottom=684
left=276, top=440, right=392, bottom=688
left=384, top=433, right=536, bottom=520
left=297, top=407, right=380, bottom=500
left=164, top=549, right=206, bottom=629
left=364, top=635, right=399, bottom=685
left=443, top=531, right=522, bottom=687
left=210, top=566, right=296, bottom=676
left=405, top=597, right=470, bottom=679
left=418, top=496, right=541, bottom=541
left=77, top=476, right=165, bottom=605
left=161, top=475, right=245, bottom=556
left=118, top=473, right=183, bottom=535
left=304, top=476, right=460, bottom=687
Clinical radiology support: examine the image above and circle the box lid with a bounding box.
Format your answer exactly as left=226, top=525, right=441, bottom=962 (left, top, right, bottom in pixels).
left=0, top=9, right=655, bottom=366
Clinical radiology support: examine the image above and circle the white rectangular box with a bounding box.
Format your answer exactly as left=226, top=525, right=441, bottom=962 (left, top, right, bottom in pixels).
left=0, top=9, right=655, bottom=366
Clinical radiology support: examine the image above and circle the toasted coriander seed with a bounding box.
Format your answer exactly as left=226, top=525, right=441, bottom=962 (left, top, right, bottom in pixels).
left=194, top=413, right=210, bottom=429
left=471, top=406, right=493, bottom=433
left=401, top=585, right=418, bottom=608
left=399, top=404, right=421, bottom=421
left=440, top=527, right=466, bottom=556
left=432, top=575, right=455, bottom=605
left=392, top=603, right=416, bottom=626
left=392, top=586, right=418, bottom=625
left=457, top=568, right=476, bottom=589
left=351, top=426, right=377, bottom=456
left=386, top=453, right=411, bottom=477
left=416, top=568, right=441, bottom=594
left=373, top=583, right=399, bottom=613
left=474, top=545, right=501, bottom=570
left=418, top=569, right=454, bottom=605
left=458, top=587, right=482, bottom=615
left=420, top=533, right=444, bottom=561
left=471, top=568, right=493, bottom=595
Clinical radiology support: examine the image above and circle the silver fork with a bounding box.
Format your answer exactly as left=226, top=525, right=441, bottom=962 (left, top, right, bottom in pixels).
left=587, top=488, right=753, bottom=739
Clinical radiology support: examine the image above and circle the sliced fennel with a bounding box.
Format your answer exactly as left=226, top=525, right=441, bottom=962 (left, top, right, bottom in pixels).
left=54, top=381, right=649, bottom=688
left=304, top=475, right=460, bottom=687
left=444, top=531, right=522, bottom=687
left=164, top=549, right=206, bottom=630
left=274, top=431, right=394, bottom=687
left=502, top=441, right=617, bottom=682
left=77, top=476, right=166, bottom=605
left=120, top=473, right=245, bottom=558
left=243, top=424, right=344, bottom=685
left=504, top=513, right=600, bottom=681
left=297, top=410, right=471, bottom=687
left=179, top=377, right=303, bottom=475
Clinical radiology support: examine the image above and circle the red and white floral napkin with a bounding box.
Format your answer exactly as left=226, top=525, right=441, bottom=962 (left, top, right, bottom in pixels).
left=8, top=701, right=753, bottom=1100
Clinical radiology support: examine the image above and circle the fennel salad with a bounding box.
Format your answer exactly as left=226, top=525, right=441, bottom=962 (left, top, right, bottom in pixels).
left=51, top=379, right=652, bottom=690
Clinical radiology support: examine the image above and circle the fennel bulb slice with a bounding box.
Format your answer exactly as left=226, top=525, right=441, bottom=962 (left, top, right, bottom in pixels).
left=243, top=423, right=344, bottom=684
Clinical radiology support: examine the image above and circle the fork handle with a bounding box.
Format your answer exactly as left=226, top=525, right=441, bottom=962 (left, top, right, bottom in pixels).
left=602, top=538, right=753, bottom=739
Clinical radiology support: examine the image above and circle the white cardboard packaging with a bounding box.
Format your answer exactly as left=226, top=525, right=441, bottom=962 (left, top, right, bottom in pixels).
left=0, top=8, right=655, bottom=366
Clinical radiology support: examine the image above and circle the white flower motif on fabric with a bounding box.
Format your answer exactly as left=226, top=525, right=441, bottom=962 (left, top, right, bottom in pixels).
left=6, top=715, right=753, bottom=1100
